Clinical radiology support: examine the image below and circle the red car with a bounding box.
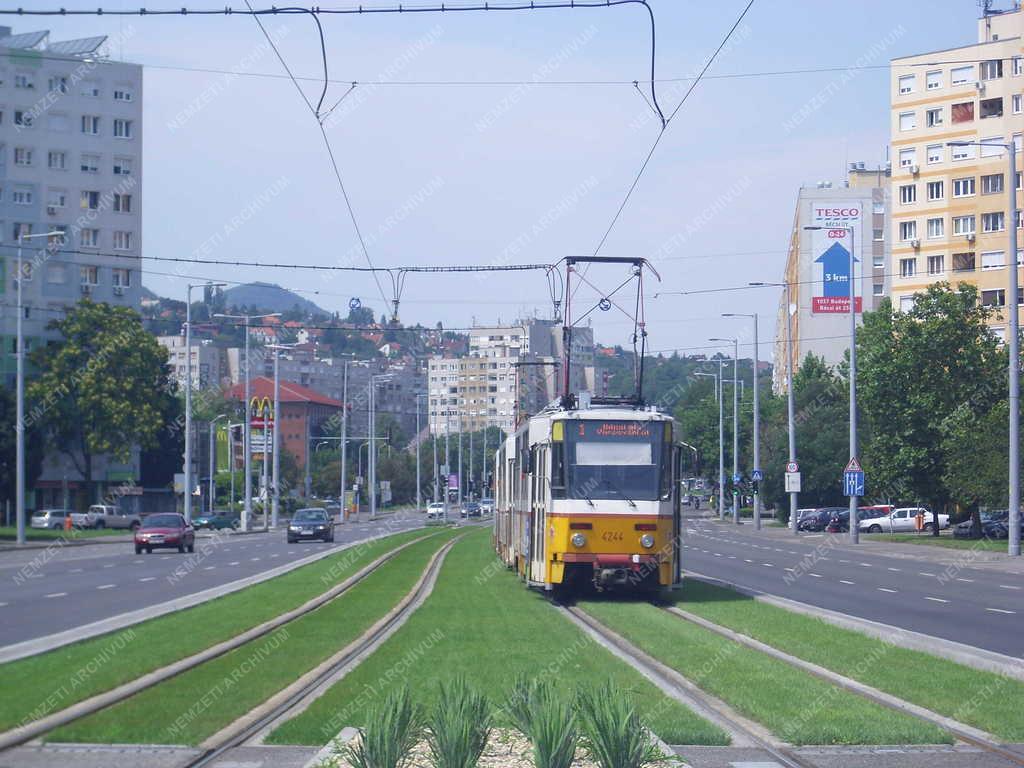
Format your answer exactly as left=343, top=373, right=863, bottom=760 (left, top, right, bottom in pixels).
left=134, top=513, right=195, bottom=554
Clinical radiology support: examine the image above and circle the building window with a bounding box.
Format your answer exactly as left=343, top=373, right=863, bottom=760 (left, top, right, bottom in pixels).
left=113, top=156, right=133, bottom=175
left=13, top=147, right=32, bottom=166
left=982, top=289, right=1006, bottom=307
left=12, top=187, right=32, bottom=205
left=80, top=79, right=100, bottom=97
left=926, top=144, right=943, bottom=164
left=80, top=265, right=99, bottom=285
left=80, top=190, right=100, bottom=210
left=953, top=177, right=975, bottom=197
left=980, top=97, right=1003, bottom=119
left=873, top=283, right=885, bottom=296
left=951, top=65, right=975, bottom=86
left=900, top=258, right=917, bottom=278
left=113, top=193, right=132, bottom=213
left=46, top=113, right=69, bottom=132
left=1015, top=94, right=1023, bottom=115
left=112, top=231, right=133, bottom=250
left=927, top=254, right=945, bottom=275
left=927, top=180, right=944, bottom=201
left=981, top=173, right=1004, bottom=195
left=925, top=108, right=943, bottom=127
left=12, top=223, right=32, bottom=240
left=953, top=252, right=976, bottom=272
left=80, top=229, right=99, bottom=248
left=14, top=72, right=33, bottom=89
left=951, top=101, right=975, bottom=123
left=899, top=184, right=917, bottom=204
left=926, top=217, right=944, bottom=239
left=982, top=251, right=1006, bottom=271
left=953, top=215, right=976, bottom=235
left=49, top=225, right=67, bottom=246
left=899, top=111, right=916, bottom=131
left=47, top=150, right=66, bottom=170
left=80, top=115, right=100, bottom=135
left=899, top=220, right=918, bottom=241
left=113, top=88, right=133, bottom=102
left=46, top=264, right=67, bottom=284
left=873, top=228, right=884, bottom=242
left=980, top=60, right=1003, bottom=80
left=873, top=253, right=885, bottom=268
left=81, top=154, right=99, bottom=173
left=13, top=110, right=33, bottom=127
left=898, top=74, right=915, bottom=94
left=982, top=212, right=1005, bottom=233
left=925, top=70, right=942, bottom=90
left=47, top=189, right=66, bottom=208
left=899, top=147, right=916, bottom=168
left=113, top=119, right=133, bottom=139
left=48, top=75, right=68, bottom=93
left=1014, top=56, right=1024, bottom=76
left=980, top=137, right=1005, bottom=157
left=112, top=268, right=131, bottom=287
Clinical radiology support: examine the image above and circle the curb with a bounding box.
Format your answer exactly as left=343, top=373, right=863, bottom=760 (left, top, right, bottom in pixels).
left=0, top=522, right=426, bottom=665
left=685, top=571, right=1024, bottom=681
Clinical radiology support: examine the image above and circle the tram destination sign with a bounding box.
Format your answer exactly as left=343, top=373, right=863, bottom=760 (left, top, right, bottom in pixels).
left=575, top=421, right=655, bottom=441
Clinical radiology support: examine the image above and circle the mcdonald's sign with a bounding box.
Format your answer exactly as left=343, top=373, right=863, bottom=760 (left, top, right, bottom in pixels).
left=249, top=396, right=275, bottom=429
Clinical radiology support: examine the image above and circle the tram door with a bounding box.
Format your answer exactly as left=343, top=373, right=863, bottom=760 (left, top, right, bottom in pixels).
left=529, top=445, right=547, bottom=583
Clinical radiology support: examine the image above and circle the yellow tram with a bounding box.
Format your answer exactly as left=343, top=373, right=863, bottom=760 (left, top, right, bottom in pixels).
left=493, top=400, right=687, bottom=592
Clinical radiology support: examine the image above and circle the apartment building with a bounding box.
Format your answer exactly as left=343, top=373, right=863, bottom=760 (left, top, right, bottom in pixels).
left=0, top=28, right=143, bottom=384
left=157, top=335, right=228, bottom=390
left=771, top=176, right=888, bottom=392
left=889, top=6, right=1023, bottom=336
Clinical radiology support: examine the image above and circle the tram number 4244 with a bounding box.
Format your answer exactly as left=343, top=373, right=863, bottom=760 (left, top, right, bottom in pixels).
left=601, top=531, right=624, bottom=542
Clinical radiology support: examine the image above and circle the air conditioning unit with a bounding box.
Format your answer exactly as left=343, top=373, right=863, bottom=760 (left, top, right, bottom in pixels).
left=975, top=81, right=986, bottom=92
left=910, top=238, right=921, bottom=248
left=46, top=206, right=57, bottom=216
left=910, top=164, right=920, bottom=175
left=967, top=233, right=977, bottom=243
left=113, top=285, right=125, bottom=296
left=80, top=283, right=93, bottom=294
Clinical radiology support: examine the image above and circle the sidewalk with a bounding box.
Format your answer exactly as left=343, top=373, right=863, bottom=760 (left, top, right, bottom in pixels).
left=692, top=512, right=1024, bottom=576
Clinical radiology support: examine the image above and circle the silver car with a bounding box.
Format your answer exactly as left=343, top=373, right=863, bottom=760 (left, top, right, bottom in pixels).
left=30, top=509, right=72, bottom=529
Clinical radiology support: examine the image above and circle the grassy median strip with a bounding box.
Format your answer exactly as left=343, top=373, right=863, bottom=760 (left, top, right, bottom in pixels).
left=0, top=528, right=428, bottom=734
left=866, top=533, right=1007, bottom=551
left=267, top=529, right=729, bottom=747
left=580, top=599, right=949, bottom=746
left=670, top=580, right=1024, bottom=741
left=49, top=532, right=455, bottom=746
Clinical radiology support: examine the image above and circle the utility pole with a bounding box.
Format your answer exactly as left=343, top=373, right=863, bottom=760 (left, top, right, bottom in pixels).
left=723, top=314, right=761, bottom=529
left=340, top=359, right=349, bottom=522
left=209, top=415, right=226, bottom=513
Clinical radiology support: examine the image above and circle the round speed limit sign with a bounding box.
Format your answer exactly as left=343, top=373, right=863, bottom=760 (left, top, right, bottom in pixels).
left=786, top=461, right=799, bottom=473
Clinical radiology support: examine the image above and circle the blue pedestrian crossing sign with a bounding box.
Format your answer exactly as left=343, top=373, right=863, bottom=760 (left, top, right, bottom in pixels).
left=751, top=469, right=764, bottom=482
left=843, top=457, right=865, bottom=497
left=732, top=473, right=741, bottom=484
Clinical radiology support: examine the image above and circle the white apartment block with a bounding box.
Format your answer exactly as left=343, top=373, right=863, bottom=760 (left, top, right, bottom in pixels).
left=0, top=27, right=143, bottom=383
left=157, top=335, right=228, bottom=390
left=889, top=6, right=1023, bottom=336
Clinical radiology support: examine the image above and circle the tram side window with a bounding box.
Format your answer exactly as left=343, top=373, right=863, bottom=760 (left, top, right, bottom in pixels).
left=550, top=442, right=566, bottom=499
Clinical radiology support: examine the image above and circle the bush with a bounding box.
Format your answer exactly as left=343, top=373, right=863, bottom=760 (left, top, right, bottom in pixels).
left=427, top=675, right=491, bottom=768
left=341, top=685, right=424, bottom=768
left=577, top=682, right=664, bottom=768
left=507, top=675, right=578, bottom=768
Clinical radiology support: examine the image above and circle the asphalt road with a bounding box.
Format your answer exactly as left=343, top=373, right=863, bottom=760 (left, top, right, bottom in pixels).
left=0, top=511, right=427, bottom=648
left=682, top=517, right=1024, bottom=658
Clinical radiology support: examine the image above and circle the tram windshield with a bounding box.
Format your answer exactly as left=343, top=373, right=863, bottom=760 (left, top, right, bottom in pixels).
left=563, top=420, right=668, bottom=502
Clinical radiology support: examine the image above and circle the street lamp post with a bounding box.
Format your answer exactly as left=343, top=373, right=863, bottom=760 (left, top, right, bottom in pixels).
left=804, top=224, right=858, bottom=543
left=723, top=314, right=761, bottom=530
left=14, top=231, right=60, bottom=545
left=695, top=367, right=725, bottom=519
left=416, top=393, right=426, bottom=512
left=710, top=338, right=740, bottom=524
left=369, top=373, right=392, bottom=520
left=208, top=414, right=227, bottom=513
left=266, top=343, right=300, bottom=530
left=948, top=140, right=1020, bottom=556
left=214, top=312, right=281, bottom=532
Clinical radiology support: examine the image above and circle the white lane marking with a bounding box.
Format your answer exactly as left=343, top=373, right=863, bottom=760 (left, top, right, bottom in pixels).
left=203, top=566, right=215, bottom=571
left=787, top=551, right=798, bottom=555
left=839, top=579, right=855, bottom=585
left=250, top=557, right=261, bottom=562
left=999, top=585, right=1021, bottom=590
left=763, top=563, right=775, bottom=567
left=229, top=561, right=240, bottom=566
left=887, top=567, right=901, bottom=572
left=809, top=573, right=823, bottom=578
left=103, top=564, right=115, bottom=568
left=877, top=587, right=898, bottom=593
left=919, top=572, right=937, bottom=578
left=986, top=608, right=1016, bottom=615
left=97, top=584, right=115, bottom=590
left=744, top=559, right=753, bottom=563
left=270, top=553, right=280, bottom=558
left=69, top=568, right=83, bottom=574
left=728, top=555, right=737, bottom=559
left=139, top=577, right=155, bottom=582
left=134, top=560, right=144, bottom=564
left=955, top=578, right=974, bottom=583
left=44, top=592, right=67, bottom=598
left=0, top=602, right=7, bottom=607
left=839, top=559, right=851, bottom=564
left=859, top=563, right=873, bottom=567
left=784, top=567, right=796, bottom=572
left=925, top=597, right=949, bottom=603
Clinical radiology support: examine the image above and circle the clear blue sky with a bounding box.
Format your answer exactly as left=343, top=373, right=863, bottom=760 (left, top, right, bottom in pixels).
left=28, top=0, right=988, bottom=356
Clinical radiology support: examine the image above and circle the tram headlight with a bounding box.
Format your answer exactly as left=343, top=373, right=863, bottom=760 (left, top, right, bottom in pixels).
left=640, top=534, right=655, bottom=549
left=571, top=532, right=587, bottom=548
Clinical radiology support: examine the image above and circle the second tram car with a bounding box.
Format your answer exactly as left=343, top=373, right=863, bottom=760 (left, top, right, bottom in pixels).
left=494, top=400, right=687, bottom=592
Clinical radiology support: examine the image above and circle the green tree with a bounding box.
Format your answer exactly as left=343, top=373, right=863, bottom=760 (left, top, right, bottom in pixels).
left=858, top=285, right=1004, bottom=526
left=0, top=386, right=46, bottom=512
left=28, top=300, right=173, bottom=498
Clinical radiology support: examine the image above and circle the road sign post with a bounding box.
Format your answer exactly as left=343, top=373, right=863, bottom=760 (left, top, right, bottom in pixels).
left=843, top=457, right=865, bottom=498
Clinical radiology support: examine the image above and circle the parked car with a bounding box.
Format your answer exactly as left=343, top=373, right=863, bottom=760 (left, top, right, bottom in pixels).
left=192, top=510, right=240, bottom=531
left=460, top=502, right=482, bottom=519
left=825, top=506, right=893, bottom=533
left=859, top=507, right=949, bottom=533
left=426, top=502, right=445, bottom=520
left=952, top=510, right=1009, bottom=539
left=30, top=509, right=72, bottom=529
left=134, top=513, right=195, bottom=554
left=74, top=504, right=142, bottom=530
left=287, top=508, right=335, bottom=543
left=798, top=507, right=843, bottom=532
left=479, top=497, right=495, bottom=516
